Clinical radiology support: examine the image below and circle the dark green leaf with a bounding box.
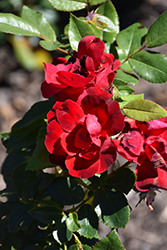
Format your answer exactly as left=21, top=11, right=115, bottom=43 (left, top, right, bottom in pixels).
left=69, top=14, right=95, bottom=51
left=8, top=203, right=32, bottom=232
left=53, top=217, right=72, bottom=244
left=29, top=206, right=63, bottom=225
left=47, top=177, right=84, bottom=205
left=94, top=188, right=129, bottom=228
left=40, top=40, right=60, bottom=51
left=22, top=6, right=56, bottom=42
left=48, top=0, right=86, bottom=11
left=12, top=162, right=39, bottom=200
left=117, top=94, right=144, bottom=109
left=69, top=245, right=91, bottom=250
left=26, top=136, right=54, bottom=171
left=0, top=13, right=40, bottom=36
left=128, top=50, right=167, bottom=83
left=112, top=168, right=137, bottom=195
left=77, top=204, right=99, bottom=239
left=116, top=23, right=147, bottom=57
left=6, top=99, right=54, bottom=154
left=123, top=99, right=167, bottom=121
left=96, top=0, right=119, bottom=43
left=145, top=11, right=167, bottom=47
left=66, top=212, right=81, bottom=232
left=92, top=229, right=125, bottom=250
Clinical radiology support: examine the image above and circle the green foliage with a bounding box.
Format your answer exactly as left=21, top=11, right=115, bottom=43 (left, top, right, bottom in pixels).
left=92, top=230, right=125, bottom=250
left=96, top=0, right=119, bottom=43
left=0, top=13, right=40, bottom=36
left=94, top=188, right=130, bottom=228
left=1, top=0, right=167, bottom=249
left=123, top=99, right=167, bottom=121
left=128, top=50, right=167, bottom=83
left=116, top=23, right=147, bottom=57
left=48, top=0, right=87, bottom=12
left=145, top=11, right=167, bottom=47
left=69, top=14, right=95, bottom=51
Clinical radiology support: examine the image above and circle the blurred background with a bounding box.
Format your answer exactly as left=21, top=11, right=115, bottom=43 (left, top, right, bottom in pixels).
left=0, top=0, right=167, bottom=249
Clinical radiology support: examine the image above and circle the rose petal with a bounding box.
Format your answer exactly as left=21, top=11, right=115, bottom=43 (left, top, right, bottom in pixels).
left=135, top=158, right=167, bottom=191
left=99, top=137, right=117, bottom=172
left=77, top=35, right=105, bottom=68
left=45, top=120, right=63, bottom=154
left=56, top=100, right=85, bottom=132
left=65, top=155, right=100, bottom=179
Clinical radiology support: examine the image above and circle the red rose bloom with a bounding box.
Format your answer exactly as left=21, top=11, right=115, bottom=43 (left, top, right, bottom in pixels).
left=41, top=35, right=121, bottom=102
left=45, top=95, right=124, bottom=178
left=114, top=116, right=167, bottom=191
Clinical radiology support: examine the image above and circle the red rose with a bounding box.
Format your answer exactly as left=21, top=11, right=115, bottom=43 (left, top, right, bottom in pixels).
left=45, top=95, right=124, bottom=178
left=114, top=116, right=167, bottom=191
left=41, top=35, right=121, bottom=102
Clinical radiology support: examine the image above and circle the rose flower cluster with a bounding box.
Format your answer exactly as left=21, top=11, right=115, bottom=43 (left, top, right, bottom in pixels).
left=41, top=35, right=124, bottom=178
left=41, top=35, right=167, bottom=205
left=114, top=116, right=167, bottom=208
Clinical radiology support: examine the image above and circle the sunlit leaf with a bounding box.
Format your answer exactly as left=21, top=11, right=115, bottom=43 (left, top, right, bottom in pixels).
left=145, top=11, right=167, bottom=47
left=116, top=23, right=147, bottom=57
left=94, top=188, right=129, bottom=228
left=48, top=0, right=86, bottom=11
left=123, top=99, right=167, bottom=121
left=92, top=230, right=125, bottom=250
left=0, top=13, right=39, bottom=36
left=128, top=50, right=167, bottom=83
left=69, top=14, right=95, bottom=51
left=22, top=5, right=56, bottom=42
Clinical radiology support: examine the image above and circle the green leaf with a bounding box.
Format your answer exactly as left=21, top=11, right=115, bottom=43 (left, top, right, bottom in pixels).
left=53, top=217, right=72, bottom=244
left=21, top=6, right=56, bottom=42
left=48, top=0, right=86, bottom=11
left=69, top=14, right=95, bottom=51
left=115, top=46, right=133, bottom=72
left=89, top=0, right=106, bottom=4
left=145, top=11, right=167, bottom=48
left=111, top=168, right=137, bottom=195
left=39, top=40, right=60, bottom=51
left=116, top=23, right=147, bottom=57
left=77, top=204, right=99, bottom=239
left=69, top=245, right=91, bottom=250
left=115, top=70, right=138, bottom=85
left=8, top=203, right=32, bottom=232
left=12, top=162, right=39, bottom=201
left=47, top=177, right=85, bottom=205
left=129, top=50, right=167, bottom=83
left=26, top=131, right=54, bottom=171
left=123, top=99, right=167, bottom=121
left=6, top=99, right=54, bottom=154
left=0, top=13, right=40, bottom=36
left=66, top=212, right=81, bottom=232
left=29, top=206, right=63, bottom=225
left=96, top=0, right=119, bottom=43
left=92, top=230, right=125, bottom=250
left=117, top=94, right=144, bottom=109
left=94, top=188, right=129, bottom=228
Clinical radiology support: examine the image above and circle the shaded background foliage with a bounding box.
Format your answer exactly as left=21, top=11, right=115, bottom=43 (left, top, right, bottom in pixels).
left=1, top=0, right=167, bottom=249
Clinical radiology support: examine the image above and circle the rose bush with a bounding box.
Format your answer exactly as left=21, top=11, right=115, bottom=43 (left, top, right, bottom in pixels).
left=41, top=35, right=121, bottom=102
left=114, top=116, right=167, bottom=192
left=45, top=93, right=124, bottom=178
